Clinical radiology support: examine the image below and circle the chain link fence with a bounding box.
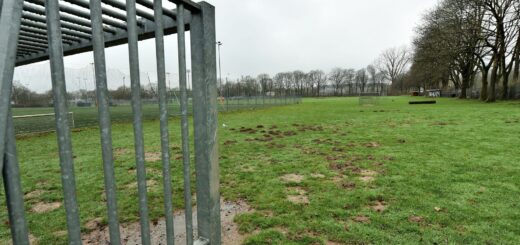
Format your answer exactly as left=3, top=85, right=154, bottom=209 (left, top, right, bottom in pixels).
left=13, top=95, right=301, bottom=135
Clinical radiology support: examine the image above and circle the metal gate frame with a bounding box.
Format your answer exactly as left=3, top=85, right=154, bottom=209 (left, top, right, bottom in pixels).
left=0, top=0, right=220, bottom=244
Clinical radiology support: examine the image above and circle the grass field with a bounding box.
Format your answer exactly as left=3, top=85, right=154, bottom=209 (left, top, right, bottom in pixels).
left=2, top=96, right=520, bottom=244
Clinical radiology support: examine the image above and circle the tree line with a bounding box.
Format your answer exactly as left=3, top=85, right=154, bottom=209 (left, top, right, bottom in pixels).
left=221, top=49, right=413, bottom=98
left=409, top=0, right=520, bottom=101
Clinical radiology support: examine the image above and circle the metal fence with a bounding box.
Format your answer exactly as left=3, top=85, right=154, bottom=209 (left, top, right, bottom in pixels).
left=1, top=1, right=220, bottom=244
left=12, top=96, right=301, bottom=135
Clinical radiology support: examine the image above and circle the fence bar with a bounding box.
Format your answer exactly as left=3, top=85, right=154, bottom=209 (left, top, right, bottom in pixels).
left=45, top=0, right=82, bottom=243
left=176, top=3, right=194, bottom=245
left=0, top=0, right=24, bottom=164
left=190, top=3, right=221, bottom=244
left=90, top=0, right=121, bottom=243
left=126, top=0, right=151, bottom=244
left=153, top=0, right=175, bottom=244
left=3, top=111, right=29, bottom=245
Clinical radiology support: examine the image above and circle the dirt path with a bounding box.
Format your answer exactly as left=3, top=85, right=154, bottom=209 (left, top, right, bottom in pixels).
left=83, top=199, right=251, bottom=245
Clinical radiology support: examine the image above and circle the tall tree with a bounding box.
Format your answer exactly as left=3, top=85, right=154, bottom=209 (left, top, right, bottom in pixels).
left=329, top=68, right=346, bottom=96
left=377, top=46, right=411, bottom=94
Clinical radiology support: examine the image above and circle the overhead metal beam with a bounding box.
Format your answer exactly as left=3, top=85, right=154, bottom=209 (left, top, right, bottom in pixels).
left=19, top=26, right=83, bottom=43
left=23, top=3, right=118, bottom=34
left=138, top=0, right=177, bottom=20
left=21, top=18, right=92, bottom=39
left=169, top=0, right=201, bottom=13
left=25, top=0, right=127, bottom=30
left=103, top=0, right=154, bottom=21
left=16, top=12, right=188, bottom=67
left=64, top=0, right=145, bottom=27
left=22, top=11, right=93, bottom=35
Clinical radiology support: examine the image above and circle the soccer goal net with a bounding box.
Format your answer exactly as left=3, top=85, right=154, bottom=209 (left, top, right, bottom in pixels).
left=13, top=112, right=75, bottom=135
left=359, top=92, right=381, bottom=106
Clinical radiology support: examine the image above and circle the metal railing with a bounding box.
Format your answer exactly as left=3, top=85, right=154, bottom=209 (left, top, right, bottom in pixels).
left=0, top=0, right=220, bottom=244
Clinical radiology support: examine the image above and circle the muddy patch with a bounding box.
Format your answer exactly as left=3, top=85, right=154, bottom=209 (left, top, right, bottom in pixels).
left=31, top=202, right=61, bottom=213
left=280, top=174, right=304, bottom=183
left=82, top=199, right=251, bottom=245
left=287, top=187, right=309, bottom=205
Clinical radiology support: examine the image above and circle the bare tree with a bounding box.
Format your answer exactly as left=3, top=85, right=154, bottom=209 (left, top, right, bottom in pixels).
left=308, top=70, right=326, bottom=97
left=329, top=68, right=346, bottom=96
left=366, top=65, right=378, bottom=92
left=343, top=69, right=356, bottom=95
left=257, top=74, right=271, bottom=95
left=293, top=70, right=306, bottom=96
left=355, top=68, right=369, bottom=93
left=377, top=46, right=411, bottom=94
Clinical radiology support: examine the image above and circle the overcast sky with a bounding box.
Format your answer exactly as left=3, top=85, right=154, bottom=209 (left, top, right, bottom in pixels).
left=14, top=0, right=439, bottom=92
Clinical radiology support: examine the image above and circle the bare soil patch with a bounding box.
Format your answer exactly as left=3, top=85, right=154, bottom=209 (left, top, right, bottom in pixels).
left=280, top=174, right=304, bottom=183
left=31, top=202, right=61, bottom=213
left=364, top=142, right=381, bottom=148
left=85, top=218, right=103, bottom=230
left=114, top=147, right=131, bottom=156
left=125, top=179, right=158, bottom=190
left=359, top=170, right=378, bottom=182
left=371, top=200, right=387, bottom=212
left=310, top=173, right=325, bottom=179
left=408, top=215, right=424, bottom=223
left=287, top=187, right=309, bottom=205
left=24, top=190, right=45, bottom=199
left=145, top=152, right=162, bottom=162
left=82, top=199, right=251, bottom=245
left=352, top=215, right=371, bottom=224
left=341, top=182, right=356, bottom=190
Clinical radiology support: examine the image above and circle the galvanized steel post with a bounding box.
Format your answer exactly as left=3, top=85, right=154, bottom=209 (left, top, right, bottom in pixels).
left=90, top=0, right=121, bottom=243
left=3, top=112, right=29, bottom=245
left=0, top=0, right=24, bottom=172
left=153, top=0, right=175, bottom=244
left=177, top=3, right=195, bottom=244
left=190, top=2, right=221, bottom=244
left=125, top=0, right=151, bottom=244
left=45, top=0, right=82, bottom=243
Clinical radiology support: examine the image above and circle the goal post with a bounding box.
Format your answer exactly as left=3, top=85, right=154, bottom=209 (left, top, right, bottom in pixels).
left=13, top=112, right=74, bottom=135
left=359, top=92, right=381, bottom=106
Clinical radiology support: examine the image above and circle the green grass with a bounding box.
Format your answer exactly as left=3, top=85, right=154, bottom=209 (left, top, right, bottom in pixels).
left=2, top=96, right=520, bottom=244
